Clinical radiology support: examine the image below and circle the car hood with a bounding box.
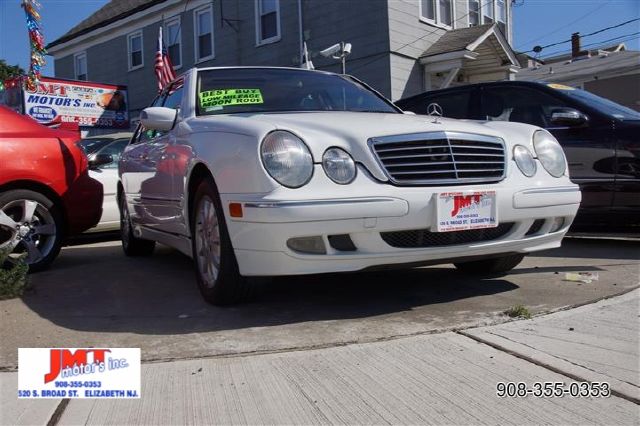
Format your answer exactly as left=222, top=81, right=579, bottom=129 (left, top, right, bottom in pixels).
left=248, top=112, right=513, bottom=181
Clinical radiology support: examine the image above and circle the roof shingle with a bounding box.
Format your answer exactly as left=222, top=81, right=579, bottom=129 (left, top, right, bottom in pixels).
left=421, top=24, right=493, bottom=58
left=47, top=0, right=167, bottom=49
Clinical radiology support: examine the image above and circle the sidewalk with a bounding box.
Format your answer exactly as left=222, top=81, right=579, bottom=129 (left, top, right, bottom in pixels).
left=2, top=289, right=639, bottom=425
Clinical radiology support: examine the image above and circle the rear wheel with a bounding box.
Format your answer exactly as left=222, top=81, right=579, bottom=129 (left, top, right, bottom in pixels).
left=120, top=195, right=155, bottom=256
left=454, top=254, right=525, bottom=275
left=191, top=178, right=250, bottom=305
left=0, top=190, right=63, bottom=272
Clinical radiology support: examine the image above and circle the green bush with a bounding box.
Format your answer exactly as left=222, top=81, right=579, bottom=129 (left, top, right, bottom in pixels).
left=0, top=249, right=29, bottom=300
left=504, top=304, right=532, bottom=319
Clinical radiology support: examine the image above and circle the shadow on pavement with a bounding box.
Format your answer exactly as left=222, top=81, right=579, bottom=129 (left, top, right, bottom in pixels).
left=25, top=242, right=519, bottom=335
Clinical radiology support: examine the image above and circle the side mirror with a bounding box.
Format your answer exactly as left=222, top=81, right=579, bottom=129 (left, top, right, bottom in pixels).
left=550, top=108, right=588, bottom=127
left=140, top=107, right=177, bottom=131
left=89, top=153, right=113, bottom=169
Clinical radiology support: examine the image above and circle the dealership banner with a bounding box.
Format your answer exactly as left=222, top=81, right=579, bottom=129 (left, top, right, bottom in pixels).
left=18, top=348, right=140, bottom=398
left=23, top=77, right=129, bottom=128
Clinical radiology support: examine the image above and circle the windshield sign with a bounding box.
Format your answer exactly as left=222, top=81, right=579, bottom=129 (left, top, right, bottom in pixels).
left=548, top=83, right=640, bottom=121
left=196, top=68, right=398, bottom=116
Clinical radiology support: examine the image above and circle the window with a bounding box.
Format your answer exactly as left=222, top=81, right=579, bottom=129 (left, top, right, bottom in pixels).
left=163, top=79, right=184, bottom=111
left=165, top=17, right=181, bottom=68
left=496, top=0, right=507, bottom=35
left=483, top=0, right=495, bottom=24
left=194, top=5, right=214, bottom=62
left=496, top=0, right=506, bottom=22
left=256, top=0, right=280, bottom=44
left=468, top=0, right=480, bottom=26
left=420, top=0, right=453, bottom=28
left=405, top=91, right=472, bottom=119
left=127, top=31, right=143, bottom=70
left=74, top=52, right=87, bottom=81
left=481, top=86, right=569, bottom=128
left=95, top=139, right=129, bottom=169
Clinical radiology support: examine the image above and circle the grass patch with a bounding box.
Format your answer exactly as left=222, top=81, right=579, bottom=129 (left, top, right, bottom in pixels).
left=504, top=304, right=532, bottom=319
left=0, top=249, right=29, bottom=300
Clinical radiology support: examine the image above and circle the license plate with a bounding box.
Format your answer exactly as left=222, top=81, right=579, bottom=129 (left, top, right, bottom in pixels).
left=436, top=191, right=498, bottom=232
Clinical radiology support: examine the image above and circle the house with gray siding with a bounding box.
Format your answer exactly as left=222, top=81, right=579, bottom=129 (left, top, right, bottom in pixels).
left=47, top=0, right=519, bottom=122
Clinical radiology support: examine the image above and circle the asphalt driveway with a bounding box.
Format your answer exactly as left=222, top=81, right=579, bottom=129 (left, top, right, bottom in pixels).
left=1, top=237, right=638, bottom=368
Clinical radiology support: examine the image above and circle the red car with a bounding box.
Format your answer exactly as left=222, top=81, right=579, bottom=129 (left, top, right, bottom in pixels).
left=0, top=106, right=103, bottom=271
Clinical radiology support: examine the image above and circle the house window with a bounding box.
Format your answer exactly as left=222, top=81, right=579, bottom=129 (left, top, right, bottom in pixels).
left=420, top=0, right=453, bottom=28
left=194, top=5, right=214, bottom=62
left=127, top=31, right=143, bottom=70
left=256, top=0, right=280, bottom=44
left=483, top=0, right=495, bottom=24
left=468, top=0, right=480, bottom=26
left=74, top=52, right=87, bottom=80
left=496, top=0, right=507, bottom=34
left=165, top=17, right=181, bottom=68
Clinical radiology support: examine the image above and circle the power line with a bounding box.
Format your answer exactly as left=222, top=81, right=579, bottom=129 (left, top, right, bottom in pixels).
left=523, top=17, right=640, bottom=53
left=515, top=1, right=609, bottom=50
left=539, top=32, right=640, bottom=59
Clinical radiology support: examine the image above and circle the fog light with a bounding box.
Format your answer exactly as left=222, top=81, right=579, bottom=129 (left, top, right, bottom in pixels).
left=550, top=217, right=565, bottom=232
left=287, top=236, right=326, bottom=254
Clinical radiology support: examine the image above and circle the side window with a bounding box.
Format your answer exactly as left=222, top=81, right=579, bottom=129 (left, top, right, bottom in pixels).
left=407, top=91, right=472, bottom=119
left=163, top=79, right=184, bottom=111
left=481, top=86, right=569, bottom=128
left=96, top=139, right=129, bottom=169
left=131, top=95, right=166, bottom=144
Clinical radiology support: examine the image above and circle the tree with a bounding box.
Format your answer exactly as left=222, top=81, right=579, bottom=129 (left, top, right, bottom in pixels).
left=0, top=60, right=25, bottom=80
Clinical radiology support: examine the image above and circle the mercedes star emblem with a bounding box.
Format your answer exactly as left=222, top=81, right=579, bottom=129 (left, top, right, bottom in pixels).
left=426, top=102, right=443, bottom=124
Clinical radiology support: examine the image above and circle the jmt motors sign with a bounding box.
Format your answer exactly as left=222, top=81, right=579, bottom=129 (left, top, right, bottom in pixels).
left=18, top=348, right=141, bottom=399
left=23, top=77, right=129, bottom=128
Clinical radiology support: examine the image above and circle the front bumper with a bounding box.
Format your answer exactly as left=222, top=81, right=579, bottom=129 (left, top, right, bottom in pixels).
left=222, top=167, right=581, bottom=276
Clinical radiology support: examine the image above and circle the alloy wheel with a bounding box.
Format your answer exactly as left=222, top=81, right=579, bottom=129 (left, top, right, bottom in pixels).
left=0, top=199, right=57, bottom=265
left=194, top=196, right=221, bottom=288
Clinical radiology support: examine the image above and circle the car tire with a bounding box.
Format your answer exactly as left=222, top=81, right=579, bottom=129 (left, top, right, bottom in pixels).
left=0, top=189, right=63, bottom=272
left=120, top=196, right=155, bottom=256
left=191, top=177, right=250, bottom=306
left=454, top=254, right=525, bottom=275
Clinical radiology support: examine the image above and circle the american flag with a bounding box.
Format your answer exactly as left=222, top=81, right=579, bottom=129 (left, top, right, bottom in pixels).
left=155, top=26, right=176, bottom=93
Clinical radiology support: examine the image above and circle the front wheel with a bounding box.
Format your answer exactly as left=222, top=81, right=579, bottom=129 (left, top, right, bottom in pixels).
left=191, top=178, right=250, bottom=306
left=454, top=254, right=525, bottom=275
left=0, top=190, right=63, bottom=272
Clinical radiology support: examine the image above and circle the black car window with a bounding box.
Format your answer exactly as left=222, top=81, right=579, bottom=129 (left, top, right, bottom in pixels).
left=131, top=95, right=165, bottom=145
left=163, top=79, right=184, bottom=111
left=78, top=138, right=114, bottom=155
left=95, top=138, right=129, bottom=169
left=402, top=91, right=472, bottom=119
left=481, top=86, right=569, bottom=128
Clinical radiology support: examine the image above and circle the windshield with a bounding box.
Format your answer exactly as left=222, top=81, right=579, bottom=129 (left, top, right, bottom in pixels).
left=78, top=138, right=116, bottom=155
left=196, top=68, right=398, bottom=116
left=548, top=84, right=640, bottom=121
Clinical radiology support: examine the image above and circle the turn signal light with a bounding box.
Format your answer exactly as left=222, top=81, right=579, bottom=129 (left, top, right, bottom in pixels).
left=229, top=203, right=243, bottom=218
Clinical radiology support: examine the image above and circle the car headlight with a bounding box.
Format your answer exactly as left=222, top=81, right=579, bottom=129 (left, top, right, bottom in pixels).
left=322, top=147, right=356, bottom=184
left=513, top=145, right=536, bottom=177
left=533, top=130, right=566, bottom=177
left=261, top=131, right=313, bottom=188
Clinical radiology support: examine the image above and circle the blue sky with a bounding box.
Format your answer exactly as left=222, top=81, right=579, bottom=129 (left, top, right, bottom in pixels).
left=1, top=0, right=639, bottom=77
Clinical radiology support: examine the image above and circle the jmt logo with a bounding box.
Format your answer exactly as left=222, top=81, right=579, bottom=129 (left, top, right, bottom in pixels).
left=27, top=82, right=68, bottom=97
left=44, top=349, right=110, bottom=383
left=450, top=194, right=483, bottom=217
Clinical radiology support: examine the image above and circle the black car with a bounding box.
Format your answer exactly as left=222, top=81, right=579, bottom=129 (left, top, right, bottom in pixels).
left=396, top=81, right=640, bottom=231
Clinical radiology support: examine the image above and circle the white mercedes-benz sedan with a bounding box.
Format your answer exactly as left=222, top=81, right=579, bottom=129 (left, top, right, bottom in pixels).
left=118, top=67, right=581, bottom=305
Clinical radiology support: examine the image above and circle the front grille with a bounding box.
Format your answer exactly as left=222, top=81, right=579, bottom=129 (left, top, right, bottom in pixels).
left=370, top=131, right=506, bottom=185
left=381, top=223, right=514, bottom=248
left=526, top=219, right=545, bottom=236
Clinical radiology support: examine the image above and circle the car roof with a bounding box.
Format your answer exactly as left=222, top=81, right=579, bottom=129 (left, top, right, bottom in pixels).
left=398, top=81, right=556, bottom=103
left=191, top=66, right=339, bottom=77
left=0, top=106, right=78, bottom=139
left=82, top=132, right=133, bottom=140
